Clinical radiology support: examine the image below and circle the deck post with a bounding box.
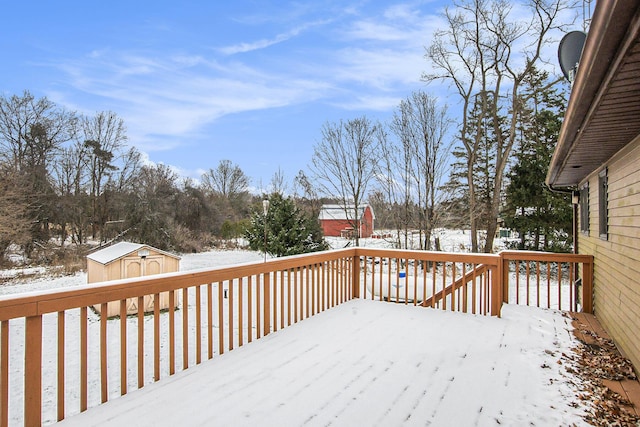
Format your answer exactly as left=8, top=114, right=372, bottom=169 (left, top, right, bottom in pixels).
left=582, top=258, right=594, bottom=314
left=351, top=255, right=361, bottom=299
left=263, top=272, right=271, bottom=336
left=490, top=264, right=502, bottom=317
left=1, top=321, right=9, bottom=427
left=25, top=315, right=43, bottom=427
left=500, top=252, right=510, bottom=304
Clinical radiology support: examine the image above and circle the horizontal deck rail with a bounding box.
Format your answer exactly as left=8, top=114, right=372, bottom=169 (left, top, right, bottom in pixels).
left=0, top=248, right=593, bottom=426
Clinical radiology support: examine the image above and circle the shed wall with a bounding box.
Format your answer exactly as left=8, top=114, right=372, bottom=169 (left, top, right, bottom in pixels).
left=87, top=246, right=180, bottom=317
left=86, top=259, right=106, bottom=283
left=579, top=135, right=640, bottom=372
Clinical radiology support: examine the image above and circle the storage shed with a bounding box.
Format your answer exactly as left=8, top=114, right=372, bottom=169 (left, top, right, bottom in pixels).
left=86, top=242, right=181, bottom=317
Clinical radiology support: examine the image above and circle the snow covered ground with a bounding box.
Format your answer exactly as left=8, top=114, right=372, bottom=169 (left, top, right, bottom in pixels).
left=0, top=249, right=266, bottom=297
left=0, top=231, right=588, bottom=426
left=0, top=229, right=498, bottom=298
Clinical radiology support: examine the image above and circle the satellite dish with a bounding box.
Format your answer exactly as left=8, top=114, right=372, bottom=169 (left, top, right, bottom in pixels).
left=558, top=30, right=587, bottom=82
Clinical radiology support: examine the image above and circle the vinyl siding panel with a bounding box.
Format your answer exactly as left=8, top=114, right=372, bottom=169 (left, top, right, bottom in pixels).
left=578, top=136, right=640, bottom=371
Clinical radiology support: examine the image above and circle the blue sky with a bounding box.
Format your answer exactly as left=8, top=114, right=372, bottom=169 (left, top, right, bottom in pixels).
left=1, top=0, right=452, bottom=190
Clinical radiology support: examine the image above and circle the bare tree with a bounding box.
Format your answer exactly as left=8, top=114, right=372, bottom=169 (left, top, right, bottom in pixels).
left=0, top=90, right=75, bottom=171
left=81, top=111, right=127, bottom=240
left=201, top=159, right=250, bottom=222
left=377, top=121, right=411, bottom=249
left=201, top=160, right=249, bottom=199
left=113, top=147, right=142, bottom=193
left=0, top=162, right=31, bottom=261
left=425, top=0, right=571, bottom=252
left=127, top=163, right=179, bottom=249
left=311, top=116, right=381, bottom=246
left=293, top=169, right=323, bottom=220
left=51, top=141, right=89, bottom=245
left=0, top=91, right=76, bottom=250
left=270, top=167, right=288, bottom=196
left=389, top=91, right=452, bottom=250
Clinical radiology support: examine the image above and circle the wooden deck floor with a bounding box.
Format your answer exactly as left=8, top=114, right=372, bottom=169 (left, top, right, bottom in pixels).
left=571, top=312, right=640, bottom=417
left=56, top=300, right=588, bottom=426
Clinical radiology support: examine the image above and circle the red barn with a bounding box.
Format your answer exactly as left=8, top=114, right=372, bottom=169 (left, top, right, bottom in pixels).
left=319, top=204, right=375, bottom=238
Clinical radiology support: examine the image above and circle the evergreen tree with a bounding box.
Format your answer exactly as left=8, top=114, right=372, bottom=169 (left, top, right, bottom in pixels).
left=438, top=144, right=469, bottom=229
left=245, top=193, right=329, bottom=257
left=440, top=93, right=504, bottom=235
left=503, top=69, right=572, bottom=252
left=466, top=93, right=503, bottom=238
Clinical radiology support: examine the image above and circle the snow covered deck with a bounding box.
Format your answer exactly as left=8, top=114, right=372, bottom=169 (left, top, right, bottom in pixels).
left=56, top=299, right=585, bottom=426
left=1, top=248, right=594, bottom=426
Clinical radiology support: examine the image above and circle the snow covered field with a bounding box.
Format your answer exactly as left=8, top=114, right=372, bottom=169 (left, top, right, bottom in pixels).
left=0, top=231, right=588, bottom=425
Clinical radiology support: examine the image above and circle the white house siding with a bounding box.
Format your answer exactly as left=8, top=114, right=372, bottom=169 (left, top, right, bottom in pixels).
left=579, top=135, right=640, bottom=371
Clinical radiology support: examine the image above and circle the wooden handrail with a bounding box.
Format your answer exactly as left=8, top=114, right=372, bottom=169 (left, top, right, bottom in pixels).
left=0, top=248, right=594, bottom=323
left=499, top=250, right=594, bottom=263
left=354, top=247, right=498, bottom=264
left=421, top=264, right=490, bottom=308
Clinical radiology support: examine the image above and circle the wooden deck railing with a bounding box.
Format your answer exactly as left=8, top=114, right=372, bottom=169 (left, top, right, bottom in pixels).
left=0, top=248, right=593, bottom=426
left=355, top=249, right=501, bottom=315
left=500, top=251, right=593, bottom=313
left=0, top=249, right=356, bottom=427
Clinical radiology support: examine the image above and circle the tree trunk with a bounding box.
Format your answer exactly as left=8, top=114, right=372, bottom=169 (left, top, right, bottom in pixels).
left=467, top=162, right=478, bottom=252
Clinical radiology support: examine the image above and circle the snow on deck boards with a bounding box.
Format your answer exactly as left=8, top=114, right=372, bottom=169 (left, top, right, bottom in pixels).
left=56, top=300, right=586, bottom=426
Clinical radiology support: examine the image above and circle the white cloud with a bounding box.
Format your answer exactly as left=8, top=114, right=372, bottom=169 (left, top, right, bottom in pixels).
left=52, top=48, right=335, bottom=155
left=322, top=4, right=444, bottom=91
left=218, top=36, right=289, bottom=56
left=218, top=19, right=331, bottom=55
left=331, top=47, right=426, bottom=89
left=346, top=20, right=410, bottom=42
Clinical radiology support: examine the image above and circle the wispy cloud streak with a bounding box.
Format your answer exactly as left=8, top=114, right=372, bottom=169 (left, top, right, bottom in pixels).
left=218, top=19, right=331, bottom=55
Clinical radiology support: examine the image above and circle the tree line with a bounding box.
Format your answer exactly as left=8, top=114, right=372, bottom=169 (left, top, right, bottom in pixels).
left=0, top=91, right=262, bottom=264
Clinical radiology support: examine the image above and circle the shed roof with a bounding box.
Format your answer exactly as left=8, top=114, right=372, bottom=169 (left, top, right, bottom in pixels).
left=547, top=1, right=640, bottom=187
left=318, top=204, right=375, bottom=221
left=87, top=242, right=181, bottom=265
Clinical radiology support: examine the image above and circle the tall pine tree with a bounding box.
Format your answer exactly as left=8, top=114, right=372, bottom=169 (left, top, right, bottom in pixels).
left=503, top=69, right=572, bottom=251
